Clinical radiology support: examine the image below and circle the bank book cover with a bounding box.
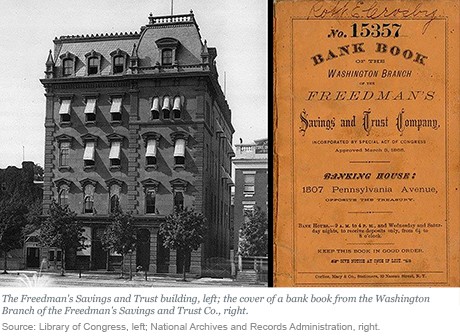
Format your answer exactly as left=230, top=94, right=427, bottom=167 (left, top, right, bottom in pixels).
left=273, top=0, right=460, bottom=286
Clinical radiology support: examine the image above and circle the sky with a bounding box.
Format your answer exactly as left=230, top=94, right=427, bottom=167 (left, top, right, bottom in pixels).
left=0, top=0, right=267, bottom=168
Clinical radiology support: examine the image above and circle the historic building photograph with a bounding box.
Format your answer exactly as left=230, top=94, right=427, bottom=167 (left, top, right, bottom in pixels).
left=0, top=0, right=267, bottom=286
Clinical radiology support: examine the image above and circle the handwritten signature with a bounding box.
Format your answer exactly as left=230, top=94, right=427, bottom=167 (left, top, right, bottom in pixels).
left=307, top=1, right=439, bottom=34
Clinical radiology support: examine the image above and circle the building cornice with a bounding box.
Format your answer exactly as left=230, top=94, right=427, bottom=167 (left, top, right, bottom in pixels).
left=232, top=161, right=268, bottom=170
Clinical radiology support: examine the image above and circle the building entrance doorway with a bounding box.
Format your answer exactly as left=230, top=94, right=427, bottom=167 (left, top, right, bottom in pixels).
left=26, top=247, right=40, bottom=268
left=156, top=234, right=169, bottom=273
left=136, top=229, right=150, bottom=271
left=92, top=227, right=107, bottom=270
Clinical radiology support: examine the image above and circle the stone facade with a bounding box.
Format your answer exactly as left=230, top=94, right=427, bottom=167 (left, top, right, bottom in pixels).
left=40, top=12, right=234, bottom=275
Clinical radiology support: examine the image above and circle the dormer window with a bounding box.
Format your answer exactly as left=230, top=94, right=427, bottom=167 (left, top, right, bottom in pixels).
left=162, top=49, right=173, bottom=65
left=88, top=57, right=99, bottom=75
left=59, top=51, right=76, bottom=77
left=113, top=56, right=124, bottom=74
left=63, top=59, right=73, bottom=76
left=155, top=38, right=180, bottom=66
left=85, top=50, right=101, bottom=76
left=110, top=49, right=128, bottom=75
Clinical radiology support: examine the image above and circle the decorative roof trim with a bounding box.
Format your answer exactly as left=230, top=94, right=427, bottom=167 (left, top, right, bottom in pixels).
left=55, top=134, right=74, bottom=143
left=155, top=37, right=180, bottom=49
left=55, top=32, right=140, bottom=43
left=54, top=178, right=72, bottom=188
left=141, top=178, right=160, bottom=190
left=105, top=178, right=124, bottom=187
left=106, top=133, right=125, bottom=142
left=79, top=178, right=98, bottom=187
left=59, top=51, right=77, bottom=60
left=169, top=178, right=188, bottom=191
left=141, top=131, right=161, bottom=144
left=170, top=130, right=189, bottom=142
left=110, top=48, right=129, bottom=57
left=81, top=133, right=98, bottom=143
left=85, top=50, right=101, bottom=59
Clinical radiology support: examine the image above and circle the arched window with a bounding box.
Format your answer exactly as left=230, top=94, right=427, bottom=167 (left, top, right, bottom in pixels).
left=145, top=188, right=156, bottom=214
left=109, top=184, right=121, bottom=213
left=174, top=191, right=184, bottom=212
left=59, top=142, right=70, bottom=167
left=83, top=184, right=95, bottom=214
left=162, top=49, right=173, bottom=65
left=58, top=186, right=69, bottom=206
left=63, top=59, right=73, bottom=76
left=84, top=195, right=94, bottom=213
left=110, top=195, right=119, bottom=213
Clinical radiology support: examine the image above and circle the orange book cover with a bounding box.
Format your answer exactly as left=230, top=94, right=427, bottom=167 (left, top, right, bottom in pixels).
left=274, top=0, right=460, bottom=286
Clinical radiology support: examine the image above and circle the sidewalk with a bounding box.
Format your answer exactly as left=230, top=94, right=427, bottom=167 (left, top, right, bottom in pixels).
left=0, top=270, right=267, bottom=287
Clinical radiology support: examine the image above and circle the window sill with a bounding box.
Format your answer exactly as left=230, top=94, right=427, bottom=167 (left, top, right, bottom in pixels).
left=58, top=166, right=71, bottom=172
left=85, top=121, right=96, bottom=126
left=244, top=193, right=255, bottom=198
left=59, top=121, right=71, bottom=127
left=145, top=164, right=158, bottom=171
left=84, top=166, right=95, bottom=172
left=110, top=121, right=122, bottom=126
left=110, top=165, right=121, bottom=172
left=174, top=164, right=185, bottom=171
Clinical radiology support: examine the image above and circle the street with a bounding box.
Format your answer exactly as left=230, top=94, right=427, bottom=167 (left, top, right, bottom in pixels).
left=0, top=271, right=266, bottom=288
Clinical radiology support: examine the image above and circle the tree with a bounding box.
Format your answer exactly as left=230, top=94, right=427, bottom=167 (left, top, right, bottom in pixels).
left=39, top=201, right=86, bottom=276
left=33, top=164, right=44, bottom=181
left=100, top=206, right=137, bottom=279
left=238, top=206, right=268, bottom=257
left=159, top=207, right=207, bottom=281
left=0, top=200, right=28, bottom=273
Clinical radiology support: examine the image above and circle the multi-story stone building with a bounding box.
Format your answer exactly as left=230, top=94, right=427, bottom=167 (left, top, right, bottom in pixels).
left=40, top=11, right=234, bottom=274
left=232, top=138, right=268, bottom=254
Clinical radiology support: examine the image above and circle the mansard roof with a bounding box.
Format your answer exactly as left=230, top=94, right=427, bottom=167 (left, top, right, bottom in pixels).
left=52, top=12, right=209, bottom=77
